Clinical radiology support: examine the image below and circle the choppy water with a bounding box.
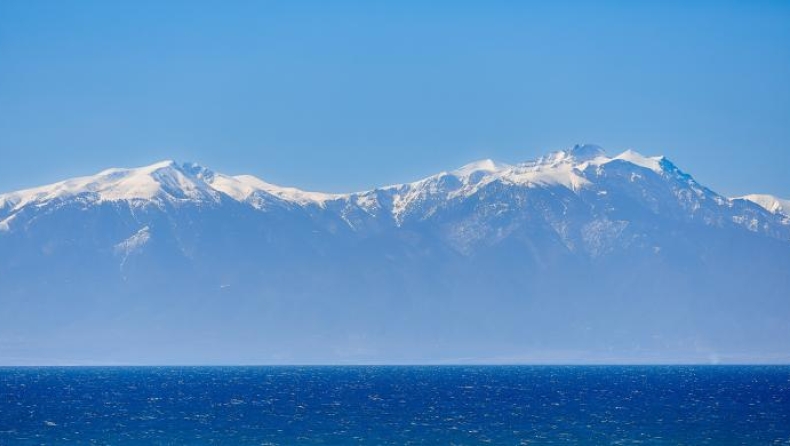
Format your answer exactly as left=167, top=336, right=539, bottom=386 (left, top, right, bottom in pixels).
left=1, top=366, right=789, bottom=445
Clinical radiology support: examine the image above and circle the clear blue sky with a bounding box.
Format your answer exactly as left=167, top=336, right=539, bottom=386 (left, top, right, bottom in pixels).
left=0, top=0, right=788, bottom=196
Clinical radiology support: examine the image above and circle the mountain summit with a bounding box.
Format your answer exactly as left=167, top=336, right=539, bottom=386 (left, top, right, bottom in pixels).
left=1, top=146, right=789, bottom=365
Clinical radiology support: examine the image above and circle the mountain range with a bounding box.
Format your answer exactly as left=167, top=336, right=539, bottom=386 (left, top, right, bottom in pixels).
left=1, top=144, right=788, bottom=365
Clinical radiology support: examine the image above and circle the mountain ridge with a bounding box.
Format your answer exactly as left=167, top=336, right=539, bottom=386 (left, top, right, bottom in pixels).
left=2, top=144, right=788, bottom=228
left=1, top=144, right=789, bottom=365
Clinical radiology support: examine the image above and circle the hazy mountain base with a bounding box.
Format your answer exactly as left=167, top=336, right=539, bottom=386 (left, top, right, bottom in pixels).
left=1, top=148, right=789, bottom=364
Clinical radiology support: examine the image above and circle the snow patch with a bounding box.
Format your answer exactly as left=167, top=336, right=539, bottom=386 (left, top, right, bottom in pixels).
left=566, top=144, right=607, bottom=161
left=114, top=226, right=151, bottom=256
left=610, top=150, right=664, bottom=173
left=737, top=194, right=790, bottom=217
left=452, top=159, right=510, bottom=177
left=0, top=161, right=221, bottom=211
left=231, top=175, right=343, bottom=206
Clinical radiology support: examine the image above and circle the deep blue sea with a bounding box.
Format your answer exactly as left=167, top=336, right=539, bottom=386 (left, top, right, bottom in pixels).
left=1, top=366, right=789, bottom=445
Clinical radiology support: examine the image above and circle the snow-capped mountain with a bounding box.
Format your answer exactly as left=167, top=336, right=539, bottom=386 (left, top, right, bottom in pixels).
left=737, top=194, right=790, bottom=219
left=1, top=145, right=789, bottom=365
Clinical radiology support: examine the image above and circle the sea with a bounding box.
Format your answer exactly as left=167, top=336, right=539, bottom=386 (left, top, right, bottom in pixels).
left=1, top=366, right=788, bottom=445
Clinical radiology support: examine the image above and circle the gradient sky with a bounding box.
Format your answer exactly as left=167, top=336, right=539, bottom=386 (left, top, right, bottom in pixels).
left=0, top=0, right=788, bottom=197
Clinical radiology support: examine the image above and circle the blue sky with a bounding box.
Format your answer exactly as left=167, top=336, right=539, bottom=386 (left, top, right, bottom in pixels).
left=0, top=0, right=788, bottom=196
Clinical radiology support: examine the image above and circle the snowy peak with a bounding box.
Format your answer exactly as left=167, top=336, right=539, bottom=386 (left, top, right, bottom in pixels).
left=452, top=159, right=510, bottom=177
left=738, top=194, right=790, bottom=217
left=0, top=160, right=345, bottom=216
left=4, top=146, right=790, bottom=366
left=407, top=145, right=664, bottom=194
left=1, top=145, right=785, bottom=230
left=535, top=144, right=607, bottom=167
left=529, top=145, right=665, bottom=175
left=376, top=146, right=680, bottom=223
left=609, top=149, right=665, bottom=173
left=117, top=160, right=219, bottom=201
left=210, top=174, right=342, bottom=207
left=566, top=143, right=607, bottom=161
left=0, top=145, right=679, bottom=221
left=0, top=160, right=223, bottom=213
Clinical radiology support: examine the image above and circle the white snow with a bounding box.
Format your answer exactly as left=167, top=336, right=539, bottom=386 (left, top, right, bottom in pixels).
left=448, top=147, right=662, bottom=193
left=451, top=159, right=511, bottom=177
left=608, top=150, right=664, bottom=173
left=230, top=175, right=343, bottom=206
left=737, top=194, right=790, bottom=217
left=504, top=161, right=591, bottom=191
left=203, top=173, right=262, bottom=203
left=1, top=146, right=784, bottom=235
left=114, top=226, right=151, bottom=256
left=206, top=172, right=343, bottom=208
left=114, top=226, right=152, bottom=272
left=0, top=160, right=220, bottom=212
left=369, top=146, right=678, bottom=224
left=0, top=160, right=349, bottom=218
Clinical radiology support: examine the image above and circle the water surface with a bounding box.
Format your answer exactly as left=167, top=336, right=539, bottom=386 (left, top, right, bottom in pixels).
left=1, top=366, right=789, bottom=445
